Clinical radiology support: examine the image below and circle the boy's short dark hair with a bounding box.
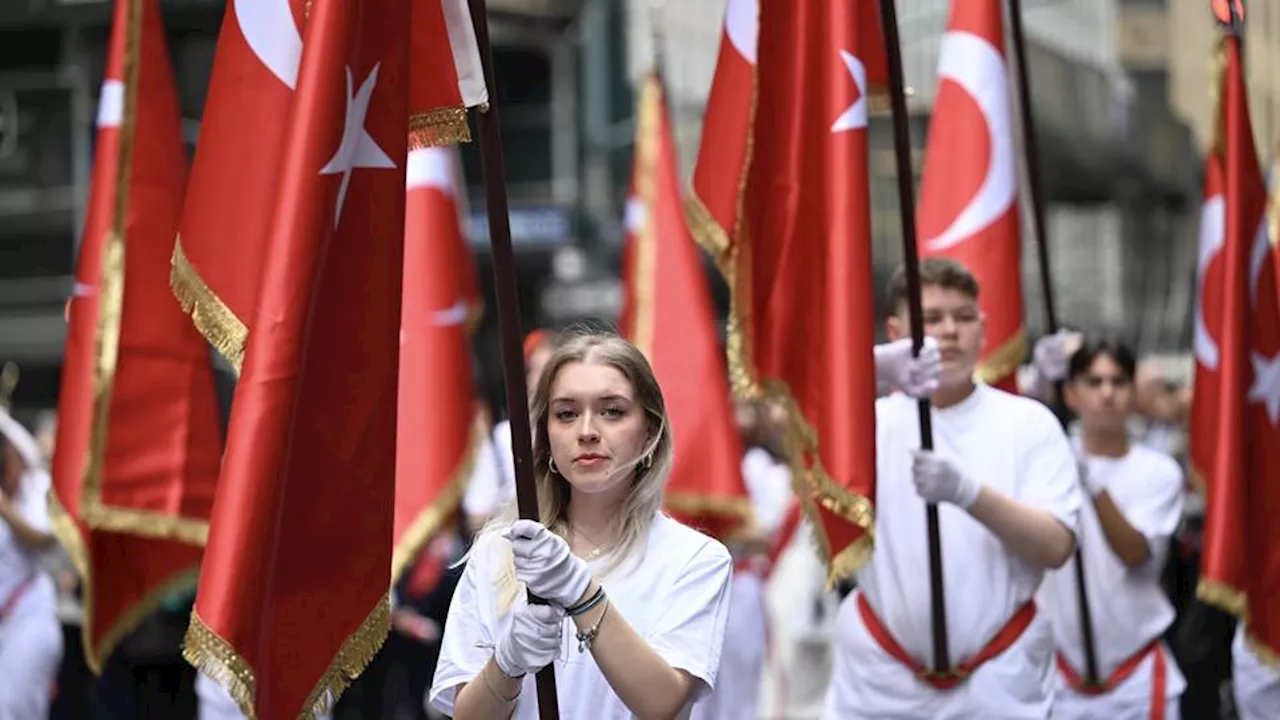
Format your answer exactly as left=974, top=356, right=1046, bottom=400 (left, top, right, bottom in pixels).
left=1067, top=339, right=1137, bottom=382
left=887, top=257, right=981, bottom=314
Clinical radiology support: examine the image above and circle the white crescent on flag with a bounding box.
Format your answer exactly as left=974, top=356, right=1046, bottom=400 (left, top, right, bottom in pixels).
left=1194, top=194, right=1226, bottom=371
left=234, top=0, right=303, bottom=90
left=923, top=30, right=1016, bottom=253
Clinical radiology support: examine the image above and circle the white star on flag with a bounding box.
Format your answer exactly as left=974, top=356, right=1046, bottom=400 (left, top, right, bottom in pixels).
left=831, top=50, right=868, bottom=133
left=321, top=64, right=396, bottom=229
left=1247, top=351, right=1280, bottom=426
left=431, top=300, right=470, bottom=327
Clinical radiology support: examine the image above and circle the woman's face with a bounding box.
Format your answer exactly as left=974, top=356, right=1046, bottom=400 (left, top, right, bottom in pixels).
left=545, top=360, right=651, bottom=500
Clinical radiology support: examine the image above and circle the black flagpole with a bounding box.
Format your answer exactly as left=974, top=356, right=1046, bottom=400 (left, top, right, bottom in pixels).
left=876, top=0, right=951, bottom=674
left=1005, top=0, right=1100, bottom=686
left=465, top=0, right=561, bottom=717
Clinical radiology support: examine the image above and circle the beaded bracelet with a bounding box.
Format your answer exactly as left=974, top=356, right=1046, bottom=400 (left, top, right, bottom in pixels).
left=566, top=586, right=606, bottom=617
left=575, top=599, right=610, bottom=653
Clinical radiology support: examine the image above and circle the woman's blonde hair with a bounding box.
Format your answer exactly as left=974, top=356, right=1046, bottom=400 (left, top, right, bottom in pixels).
left=479, top=326, right=674, bottom=611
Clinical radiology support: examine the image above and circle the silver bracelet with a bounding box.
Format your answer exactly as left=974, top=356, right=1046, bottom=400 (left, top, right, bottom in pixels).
left=575, top=598, right=610, bottom=653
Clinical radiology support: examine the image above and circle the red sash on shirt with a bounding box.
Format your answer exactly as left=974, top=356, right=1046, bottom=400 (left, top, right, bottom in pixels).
left=856, top=592, right=1037, bottom=691
left=0, top=575, right=36, bottom=622
left=1056, top=640, right=1167, bottom=720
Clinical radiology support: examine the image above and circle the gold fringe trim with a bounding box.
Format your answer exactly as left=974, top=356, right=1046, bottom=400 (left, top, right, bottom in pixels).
left=1196, top=577, right=1247, bottom=618
left=79, top=501, right=208, bottom=546
left=684, top=193, right=732, bottom=259
left=91, top=566, right=199, bottom=674
left=390, top=425, right=479, bottom=584
left=184, top=594, right=393, bottom=719
left=170, top=237, right=248, bottom=374
left=47, top=491, right=88, bottom=582
left=663, top=491, right=754, bottom=528
left=49, top=487, right=201, bottom=673
left=976, top=329, right=1028, bottom=387
left=183, top=611, right=257, bottom=718
left=301, top=592, right=392, bottom=719
left=1244, top=626, right=1280, bottom=670
left=409, top=107, right=471, bottom=149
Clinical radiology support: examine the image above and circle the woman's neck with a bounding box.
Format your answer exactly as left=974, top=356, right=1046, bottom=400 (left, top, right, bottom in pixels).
left=565, top=486, right=628, bottom=548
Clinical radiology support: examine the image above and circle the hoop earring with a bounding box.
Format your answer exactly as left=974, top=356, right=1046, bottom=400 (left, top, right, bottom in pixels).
left=548, top=458, right=558, bottom=475
left=642, top=453, right=653, bottom=469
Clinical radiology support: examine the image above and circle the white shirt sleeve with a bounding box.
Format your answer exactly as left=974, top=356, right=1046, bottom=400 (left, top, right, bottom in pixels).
left=1015, top=402, right=1083, bottom=535
left=462, top=432, right=504, bottom=518
left=429, top=542, right=497, bottom=716
left=1122, top=453, right=1185, bottom=576
left=644, top=540, right=734, bottom=700
left=15, top=469, right=52, bottom=533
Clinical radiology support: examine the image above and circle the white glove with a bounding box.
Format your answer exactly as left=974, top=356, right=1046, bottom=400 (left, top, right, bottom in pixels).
left=503, top=519, right=593, bottom=609
left=1031, top=330, right=1082, bottom=384
left=494, top=597, right=564, bottom=678
left=911, top=450, right=981, bottom=508
left=875, top=337, right=942, bottom=399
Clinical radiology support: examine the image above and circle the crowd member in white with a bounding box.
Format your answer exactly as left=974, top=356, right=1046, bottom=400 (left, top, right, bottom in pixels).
left=699, top=342, right=942, bottom=720
left=822, top=258, right=1082, bottom=720
left=0, top=407, right=63, bottom=718
left=1232, top=626, right=1280, bottom=720
left=430, top=330, right=734, bottom=719
left=1039, top=339, right=1186, bottom=719
left=467, top=329, right=559, bottom=525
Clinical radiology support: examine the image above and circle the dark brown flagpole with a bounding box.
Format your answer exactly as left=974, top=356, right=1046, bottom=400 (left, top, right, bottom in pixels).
left=465, top=0, right=561, bottom=717
left=876, top=0, right=951, bottom=674
left=1005, top=0, right=1100, bottom=686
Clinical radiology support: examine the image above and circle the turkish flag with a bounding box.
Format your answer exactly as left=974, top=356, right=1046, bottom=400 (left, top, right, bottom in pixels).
left=712, top=0, right=884, bottom=583
left=1196, top=32, right=1280, bottom=662
left=689, top=0, right=886, bottom=265
left=916, top=0, right=1025, bottom=391
left=393, top=144, right=481, bottom=582
left=1190, top=150, right=1225, bottom=492
left=619, top=74, right=752, bottom=540
left=173, top=0, right=485, bottom=371
left=183, top=0, right=418, bottom=715
left=49, top=0, right=221, bottom=671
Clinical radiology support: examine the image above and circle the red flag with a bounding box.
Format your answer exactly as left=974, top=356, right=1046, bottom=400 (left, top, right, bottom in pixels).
left=49, top=0, right=222, bottom=671
left=171, top=0, right=486, bottom=371
left=1190, top=153, right=1226, bottom=492
left=916, top=0, right=1025, bottom=391
left=688, top=0, right=886, bottom=262
left=702, top=0, right=885, bottom=583
left=1196, top=32, right=1280, bottom=664
left=619, top=74, right=752, bottom=540
left=182, top=0, right=433, bottom=714
left=393, top=144, right=482, bottom=582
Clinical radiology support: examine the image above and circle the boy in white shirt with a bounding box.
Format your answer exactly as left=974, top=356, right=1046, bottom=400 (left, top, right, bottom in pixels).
left=822, top=258, right=1082, bottom=719
left=1040, top=339, right=1186, bottom=719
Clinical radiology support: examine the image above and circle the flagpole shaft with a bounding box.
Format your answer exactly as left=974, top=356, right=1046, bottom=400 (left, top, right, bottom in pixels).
left=876, top=0, right=950, bottom=673
left=466, top=1, right=561, bottom=717
left=1006, top=0, right=1100, bottom=686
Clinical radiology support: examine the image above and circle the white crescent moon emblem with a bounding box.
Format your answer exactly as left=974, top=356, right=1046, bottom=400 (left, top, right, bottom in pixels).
left=1194, top=194, right=1225, bottom=370
left=234, top=0, right=303, bottom=90
left=725, top=0, right=758, bottom=65
left=406, top=147, right=455, bottom=195
left=923, top=31, right=1016, bottom=253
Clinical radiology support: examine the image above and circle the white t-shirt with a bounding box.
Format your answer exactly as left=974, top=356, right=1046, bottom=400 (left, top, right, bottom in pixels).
left=741, top=447, right=790, bottom=536
left=430, top=512, right=734, bottom=719
left=1233, top=623, right=1280, bottom=720
left=1039, top=442, right=1186, bottom=704
left=460, top=429, right=508, bottom=519
left=825, top=384, right=1081, bottom=718
left=0, top=411, right=52, bottom=603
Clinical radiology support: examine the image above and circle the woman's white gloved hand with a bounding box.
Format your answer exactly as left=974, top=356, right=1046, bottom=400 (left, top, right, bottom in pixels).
left=503, top=519, right=593, bottom=609
left=494, top=596, right=565, bottom=678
